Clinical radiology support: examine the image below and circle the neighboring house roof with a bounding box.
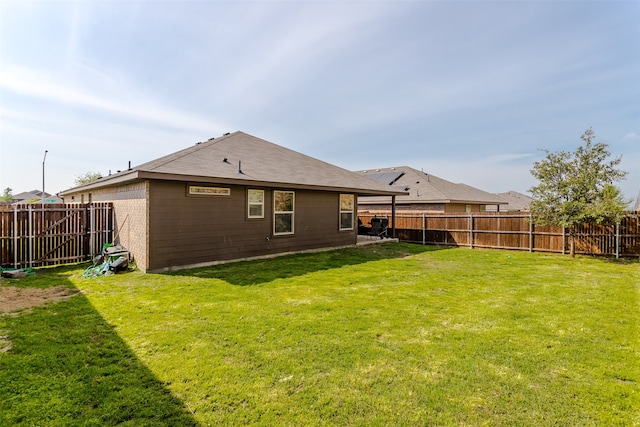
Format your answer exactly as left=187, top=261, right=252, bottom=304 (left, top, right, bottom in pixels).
left=486, top=191, right=533, bottom=211
left=12, top=190, right=63, bottom=204
left=356, top=166, right=507, bottom=205
left=60, top=131, right=406, bottom=197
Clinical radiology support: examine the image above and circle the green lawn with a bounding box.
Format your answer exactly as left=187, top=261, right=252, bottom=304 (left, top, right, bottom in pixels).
left=1, top=243, right=639, bottom=426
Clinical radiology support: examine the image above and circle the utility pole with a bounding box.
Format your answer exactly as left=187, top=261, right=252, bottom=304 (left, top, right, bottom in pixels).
left=42, top=150, right=48, bottom=205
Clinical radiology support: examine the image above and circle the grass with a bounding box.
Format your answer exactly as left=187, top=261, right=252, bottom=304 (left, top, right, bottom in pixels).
left=1, top=243, right=639, bottom=426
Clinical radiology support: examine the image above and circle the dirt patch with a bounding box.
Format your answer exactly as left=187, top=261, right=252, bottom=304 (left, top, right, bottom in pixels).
left=0, top=286, right=80, bottom=314
left=0, top=286, right=80, bottom=353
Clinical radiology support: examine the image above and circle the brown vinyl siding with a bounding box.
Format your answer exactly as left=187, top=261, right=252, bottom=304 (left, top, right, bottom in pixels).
left=147, top=181, right=355, bottom=271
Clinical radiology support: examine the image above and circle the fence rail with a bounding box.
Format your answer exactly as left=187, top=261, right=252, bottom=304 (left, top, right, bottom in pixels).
left=0, top=203, right=113, bottom=269
left=359, top=211, right=640, bottom=257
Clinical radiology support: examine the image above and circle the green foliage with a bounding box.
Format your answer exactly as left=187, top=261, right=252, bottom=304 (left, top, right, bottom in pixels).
left=530, top=128, right=628, bottom=255
left=1, top=187, right=12, bottom=202
left=2, top=244, right=638, bottom=425
left=74, top=171, right=103, bottom=187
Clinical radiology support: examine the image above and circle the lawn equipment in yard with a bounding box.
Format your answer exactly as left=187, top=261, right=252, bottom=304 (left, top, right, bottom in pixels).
left=0, top=266, right=35, bottom=279
left=82, top=244, right=131, bottom=278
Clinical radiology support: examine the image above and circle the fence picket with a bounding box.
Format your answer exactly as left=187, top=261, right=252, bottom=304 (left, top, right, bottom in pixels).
left=0, top=203, right=113, bottom=268
left=358, top=211, right=640, bottom=257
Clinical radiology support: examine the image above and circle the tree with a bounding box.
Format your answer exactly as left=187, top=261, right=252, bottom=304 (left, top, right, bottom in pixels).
left=74, top=171, right=103, bottom=186
left=529, top=128, right=629, bottom=257
left=1, top=187, right=13, bottom=202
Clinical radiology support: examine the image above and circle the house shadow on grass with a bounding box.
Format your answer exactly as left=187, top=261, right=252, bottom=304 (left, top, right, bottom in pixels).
left=168, top=242, right=449, bottom=286
left=0, top=270, right=198, bottom=426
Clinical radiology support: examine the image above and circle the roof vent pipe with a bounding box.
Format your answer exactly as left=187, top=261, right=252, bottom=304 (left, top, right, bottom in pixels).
left=238, top=161, right=242, bottom=174
left=128, top=161, right=131, bottom=171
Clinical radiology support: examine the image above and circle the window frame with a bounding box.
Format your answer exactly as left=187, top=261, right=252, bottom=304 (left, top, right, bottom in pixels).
left=247, top=189, right=265, bottom=219
left=273, top=190, right=295, bottom=235
left=339, top=193, right=355, bottom=231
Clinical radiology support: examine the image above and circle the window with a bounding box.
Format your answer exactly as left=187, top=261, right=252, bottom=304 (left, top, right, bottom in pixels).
left=340, top=194, right=354, bottom=230
left=274, top=190, right=294, bottom=235
left=248, top=189, right=264, bottom=218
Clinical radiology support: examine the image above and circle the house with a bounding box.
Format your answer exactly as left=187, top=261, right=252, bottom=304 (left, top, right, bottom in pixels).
left=11, top=190, right=63, bottom=204
left=355, top=166, right=507, bottom=213
left=59, top=131, right=405, bottom=272
left=485, top=191, right=533, bottom=212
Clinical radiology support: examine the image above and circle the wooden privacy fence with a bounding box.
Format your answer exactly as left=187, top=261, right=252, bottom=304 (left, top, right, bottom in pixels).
left=0, top=203, right=113, bottom=269
left=359, top=211, right=640, bottom=258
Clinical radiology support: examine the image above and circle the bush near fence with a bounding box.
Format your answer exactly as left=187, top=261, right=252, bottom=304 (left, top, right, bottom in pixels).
left=359, top=211, right=640, bottom=257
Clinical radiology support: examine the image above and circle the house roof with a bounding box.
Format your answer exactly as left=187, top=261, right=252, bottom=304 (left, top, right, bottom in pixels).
left=60, top=131, right=406, bottom=197
left=11, top=190, right=63, bottom=204
left=486, top=191, right=533, bottom=211
left=356, top=166, right=507, bottom=205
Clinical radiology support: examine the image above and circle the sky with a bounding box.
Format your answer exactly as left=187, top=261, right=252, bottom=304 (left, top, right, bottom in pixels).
left=1, top=0, right=638, bottom=204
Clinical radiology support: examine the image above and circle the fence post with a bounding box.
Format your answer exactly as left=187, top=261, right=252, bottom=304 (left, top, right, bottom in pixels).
left=28, top=205, right=33, bottom=268
left=89, top=204, right=95, bottom=258
left=469, top=212, right=474, bottom=249
left=529, top=213, right=533, bottom=252
left=422, top=213, right=426, bottom=245
left=13, top=205, right=18, bottom=268
left=104, top=203, right=109, bottom=248
left=615, top=221, right=620, bottom=259
left=562, top=226, right=566, bottom=255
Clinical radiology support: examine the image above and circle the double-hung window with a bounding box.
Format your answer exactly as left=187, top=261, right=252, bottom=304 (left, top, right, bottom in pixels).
left=340, top=194, right=354, bottom=230
left=274, top=190, right=294, bottom=235
left=248, top=189, right=264, bottom=218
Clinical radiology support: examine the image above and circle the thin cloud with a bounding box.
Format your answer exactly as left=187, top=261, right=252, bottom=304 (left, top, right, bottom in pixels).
left=0, top=65, right=221, bottom=133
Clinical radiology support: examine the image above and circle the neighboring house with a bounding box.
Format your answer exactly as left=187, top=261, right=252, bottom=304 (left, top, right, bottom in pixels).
left=12, top=190, right=63, bottom=204
left=485, top=191, right=533, bottom=212
left=60, top=131, right=405, bottom=272
left=356, top=166, right=507, bottom=213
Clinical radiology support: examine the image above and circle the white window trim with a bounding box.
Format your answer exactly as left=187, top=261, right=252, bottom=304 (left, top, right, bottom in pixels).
left=273, top=190, right=295, bottom=235
left=247, top=189, right=264, bottom=219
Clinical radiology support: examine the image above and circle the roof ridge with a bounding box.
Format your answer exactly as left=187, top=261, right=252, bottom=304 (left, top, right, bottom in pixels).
left=138, top=131, right=238, bottom=171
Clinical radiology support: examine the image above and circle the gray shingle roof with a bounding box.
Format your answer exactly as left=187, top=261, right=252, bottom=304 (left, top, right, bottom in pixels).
left=356, top=166, right=507, bottom=205
left=61, top=132, right=405, bottom=196
left=486, top=191, right=533, bottom=211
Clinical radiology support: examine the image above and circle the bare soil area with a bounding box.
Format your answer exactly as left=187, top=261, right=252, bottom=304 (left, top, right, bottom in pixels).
left=0, top=285, right=80, bottom=352
left=0, top=286, right=80, bottom=313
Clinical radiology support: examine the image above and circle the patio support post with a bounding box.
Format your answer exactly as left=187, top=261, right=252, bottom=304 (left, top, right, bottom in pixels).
left=391, top=195, right=396, bottom=238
